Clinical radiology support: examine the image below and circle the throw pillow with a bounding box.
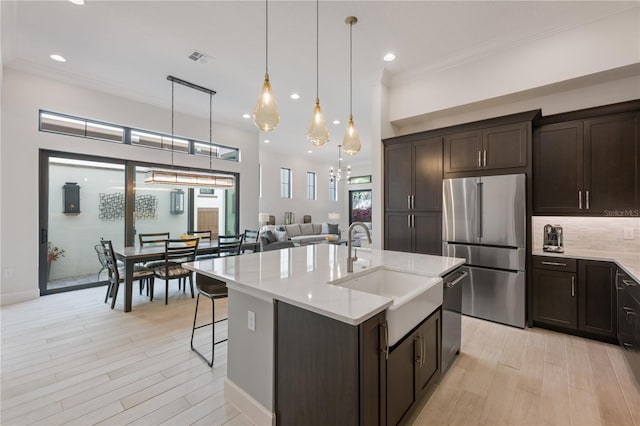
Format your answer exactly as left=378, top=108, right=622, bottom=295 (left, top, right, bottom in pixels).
left=312, top=223, right=323, bottom=234
left=265, top=230, right=277, bottom=244
left=274, top=230, right=288, bottom=242
left=285, top=224, right=301, bottom=237
left=300, top=223, right=314, bottom=235
left=321, top=222, right=329, bottom=234
left=327, top=224, right=339, bottom=235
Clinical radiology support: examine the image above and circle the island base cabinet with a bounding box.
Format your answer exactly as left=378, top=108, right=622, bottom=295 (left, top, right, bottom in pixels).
left=274, top=302, right=385, bottom=426
left=387, top=309, right=441, bottom=426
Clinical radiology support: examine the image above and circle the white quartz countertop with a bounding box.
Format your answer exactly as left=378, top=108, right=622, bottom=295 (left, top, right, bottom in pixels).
left=532, top=248, right=640, bottom=282
left=184, top=244, right=465, bottom=325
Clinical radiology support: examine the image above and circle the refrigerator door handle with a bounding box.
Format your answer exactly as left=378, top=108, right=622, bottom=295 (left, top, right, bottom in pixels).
left=477, top=182, right=483, bottom=238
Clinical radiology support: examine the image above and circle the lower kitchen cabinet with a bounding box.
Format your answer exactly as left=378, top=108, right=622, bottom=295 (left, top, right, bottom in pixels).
left=387, top=309, right=441, bottom=426
left=532, top=256, right=616, bottom=341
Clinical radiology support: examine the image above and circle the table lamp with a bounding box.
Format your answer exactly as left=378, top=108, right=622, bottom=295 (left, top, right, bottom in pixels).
left=328, top=212, right=340, bottom=224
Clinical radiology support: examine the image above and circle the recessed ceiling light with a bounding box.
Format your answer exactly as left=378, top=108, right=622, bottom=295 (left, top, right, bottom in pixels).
left=290, top=93, right=300, bottom=100
left=50, top=54, right=67, bottom=62
left=68, top=0, right=84, bottom=4
left=383, top=52, right=396, bottom=62
left=242, top=113, right=251, bottom=119
left=264, top=139, right=270, bottom=144
left=307, top=150, right=313, bottom=154
left=332, top=120, right=340, bottom=125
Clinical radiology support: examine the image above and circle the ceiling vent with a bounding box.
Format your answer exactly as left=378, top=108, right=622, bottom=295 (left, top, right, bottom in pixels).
left=188, top=50, right=212, bottom=64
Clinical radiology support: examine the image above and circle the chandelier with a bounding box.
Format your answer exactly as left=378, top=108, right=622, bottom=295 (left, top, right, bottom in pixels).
left=329, top=145, right=351, bottom=183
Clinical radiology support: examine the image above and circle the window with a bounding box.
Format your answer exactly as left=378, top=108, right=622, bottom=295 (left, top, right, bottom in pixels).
left=329, top=179, right=338, bottom=201
left=280, top=168, right=292, bottom=198
left=306, top=172, right=316, bottom=200
left=39, top=110, right=240, bottom=162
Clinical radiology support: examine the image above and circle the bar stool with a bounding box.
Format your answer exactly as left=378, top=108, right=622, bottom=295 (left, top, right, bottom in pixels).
left=190, top=274, right=228, bottom=367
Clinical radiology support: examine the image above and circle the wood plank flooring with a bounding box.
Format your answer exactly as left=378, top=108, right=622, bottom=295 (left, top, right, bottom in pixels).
left=2, top=286, right=639, bottom=425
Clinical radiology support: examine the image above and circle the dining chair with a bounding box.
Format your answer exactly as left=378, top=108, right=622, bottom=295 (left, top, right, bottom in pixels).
left=187, top=230, right=212, bottom=240
left=217, top=234, right=245, bottom=257
left=152, top=238, right=199, bottom=305
left=191, top=274, right=228, bottom=367
left=100, top=239, right=155, bottom=309
left=138, top=232, right=171, bottom=272
left=242, top=229, right=259, bottom=253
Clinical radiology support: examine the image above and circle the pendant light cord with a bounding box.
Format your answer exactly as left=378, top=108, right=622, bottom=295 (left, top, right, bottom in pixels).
left=209, top=93, right=213, bottom=172
left=349, top=20, right=353, bottom=116
left=316, top=0, right=319, bottom=99
left=171, top=79, right=175, bottom=169
left=265, top=0, right=269, bottom=73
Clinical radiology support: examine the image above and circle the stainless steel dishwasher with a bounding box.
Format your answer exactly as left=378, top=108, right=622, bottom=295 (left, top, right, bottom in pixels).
left=442, top=267, right=467, bottom=374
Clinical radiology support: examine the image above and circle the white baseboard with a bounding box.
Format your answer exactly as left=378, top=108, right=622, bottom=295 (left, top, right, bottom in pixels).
left=224, top=378, right=275, bottom=426
left=0, top=290, right=39, bottom=306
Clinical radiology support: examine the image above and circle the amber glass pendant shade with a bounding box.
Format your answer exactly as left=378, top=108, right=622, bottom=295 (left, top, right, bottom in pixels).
left=307, top=98, right=329, bottom=146
left=253, top=72, right=280, bottom=132
left=342, top=114, right=361, bottom=155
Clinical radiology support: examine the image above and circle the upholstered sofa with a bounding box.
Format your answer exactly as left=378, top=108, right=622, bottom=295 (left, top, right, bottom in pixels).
left=259, top=223, right=339, bottom=250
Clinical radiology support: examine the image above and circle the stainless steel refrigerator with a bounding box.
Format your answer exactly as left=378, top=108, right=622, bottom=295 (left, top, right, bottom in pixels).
left=442, top=173, right=526, bottom=328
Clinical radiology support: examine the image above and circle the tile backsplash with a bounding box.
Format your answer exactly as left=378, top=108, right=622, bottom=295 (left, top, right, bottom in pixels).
left=532, top=216, right=640, bottom=253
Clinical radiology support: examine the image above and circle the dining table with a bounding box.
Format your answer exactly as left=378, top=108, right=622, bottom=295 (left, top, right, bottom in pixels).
left=114, top=240, right=220, bottom=312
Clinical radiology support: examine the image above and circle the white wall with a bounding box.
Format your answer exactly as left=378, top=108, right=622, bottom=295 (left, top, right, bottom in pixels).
left=0, top=68, right=259, bottom=304
left=388, top=9, right=640, bottom=126
left=258, top=149, right=343, bottom=228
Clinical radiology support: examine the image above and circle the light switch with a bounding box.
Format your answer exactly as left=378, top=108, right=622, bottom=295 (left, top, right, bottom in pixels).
left=248, top=310, right=256, bottom=332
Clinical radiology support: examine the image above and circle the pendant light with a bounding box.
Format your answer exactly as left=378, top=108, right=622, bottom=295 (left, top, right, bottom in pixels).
left=145, top=76, right=234, bottom=188
left=342, top=16, right=361, bottom=156
left=329, top=144, right=351, bottom=183
left=306, top=0, right=329, bottom=146
left=253, top=0, right=280, bottom=132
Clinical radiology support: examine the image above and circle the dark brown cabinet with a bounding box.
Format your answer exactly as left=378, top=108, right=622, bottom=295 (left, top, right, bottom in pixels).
left=387, top=309, right=441, bottom=426
left=578, top=260, right=617, bottom=338
left=532, top=256, right=617, bottom=341
left=533, top=112, right=640, bottom=215
left=444, top=122, right=528, bottom=174
left=275, top=302, right=386, bottom=426
left=385, top=137, right=442, bottom=212
left=384, top=137, right=443, bottom=256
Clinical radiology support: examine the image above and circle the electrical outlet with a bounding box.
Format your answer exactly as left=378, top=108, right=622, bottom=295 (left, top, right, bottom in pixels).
left=624, top=228, right=635, bottom=240
left=248, top=310, right=256, bottom=332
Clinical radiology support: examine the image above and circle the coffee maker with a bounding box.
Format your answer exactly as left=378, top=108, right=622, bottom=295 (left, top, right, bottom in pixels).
left=543, top=224, right=564, bottom=252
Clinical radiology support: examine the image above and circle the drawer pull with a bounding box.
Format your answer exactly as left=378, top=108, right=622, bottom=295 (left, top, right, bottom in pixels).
left=541, top=261, right=567, bottom=267
left=571, top=276, right=575, bottom=297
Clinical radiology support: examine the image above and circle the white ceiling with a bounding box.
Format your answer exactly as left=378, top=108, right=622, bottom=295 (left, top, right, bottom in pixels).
left=2, top=1, right=636, bottom=165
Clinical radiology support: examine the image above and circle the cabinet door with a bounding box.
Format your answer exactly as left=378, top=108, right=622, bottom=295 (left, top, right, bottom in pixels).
left=584, top=113, right=639, bottom=214
left=578, top=260, right=616, bottom=338
left=386, top=333, right=416, bottom=426
left=385, top=213, right=412, bottom=253
left=413, top=137, right=443, bottom=211
left=359, top=312, right=386, bottom=426
left=415, top=310, right=440, bottom=400
left=483, top=122, right=528, bottom=170
left=385, top=144, right=413, bottom=211
left=533, top=121, right=584, bottom=214
left=413, top=213, right=442, bottom=256
left=444, top=130, right=482, bottom=173
left=532, top=268, right=578, bottom=330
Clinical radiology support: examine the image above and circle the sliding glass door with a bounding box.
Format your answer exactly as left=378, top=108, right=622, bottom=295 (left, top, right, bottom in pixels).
left=42, top=154, right=126, bottom=293
left=40, top=151, right=239, bottom=295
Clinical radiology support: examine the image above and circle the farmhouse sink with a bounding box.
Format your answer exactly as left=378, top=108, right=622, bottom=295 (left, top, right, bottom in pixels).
left=330, top=268, right=443, bottom=346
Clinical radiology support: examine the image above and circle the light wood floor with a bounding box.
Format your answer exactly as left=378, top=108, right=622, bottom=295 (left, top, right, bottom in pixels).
left=2, top=286, right=639, bottom=426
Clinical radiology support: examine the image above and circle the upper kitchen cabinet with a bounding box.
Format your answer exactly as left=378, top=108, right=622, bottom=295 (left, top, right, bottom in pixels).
left=533, top=102, right=640, bottom=215
left=444, top=122, right=529, bottom=175
left=384, top=137, right=443, bottom=212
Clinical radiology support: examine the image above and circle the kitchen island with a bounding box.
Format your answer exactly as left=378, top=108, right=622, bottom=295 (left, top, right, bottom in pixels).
left=184, top=244, right=464, bottom=425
